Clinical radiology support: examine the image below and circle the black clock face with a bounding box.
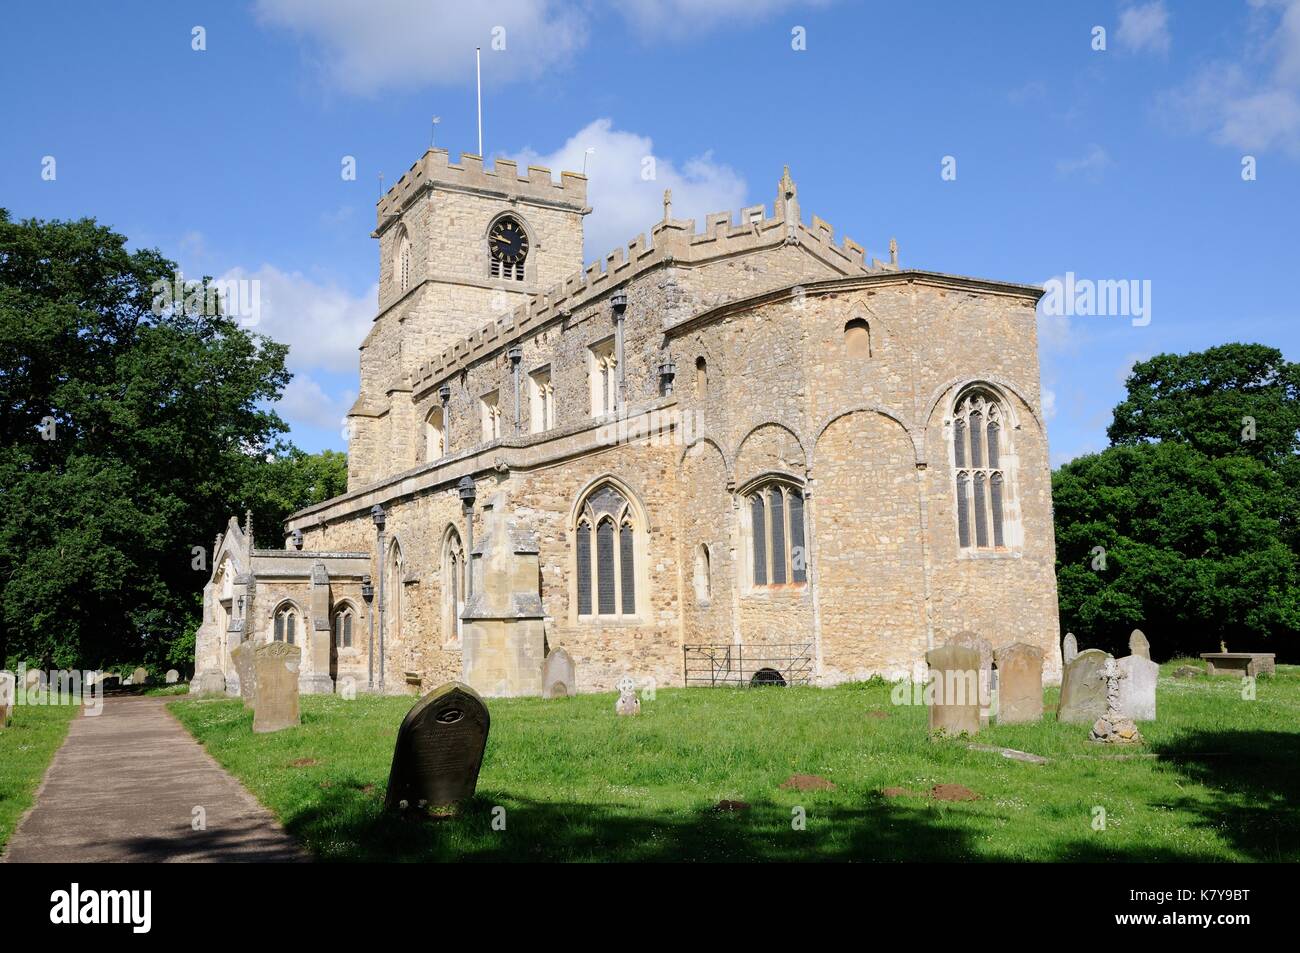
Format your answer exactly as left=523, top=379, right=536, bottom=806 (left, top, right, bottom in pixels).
left=489, top=218, right=529, bottom=265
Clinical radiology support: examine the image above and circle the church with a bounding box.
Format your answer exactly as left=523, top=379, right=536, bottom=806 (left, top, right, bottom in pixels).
left=191, top=145, right=1063, bottom=699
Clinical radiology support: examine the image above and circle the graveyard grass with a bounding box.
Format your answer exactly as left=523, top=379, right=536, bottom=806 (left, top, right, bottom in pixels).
left=0, top=701, right=78, bottom=851
left=168, top=661, right=1300, bottom=862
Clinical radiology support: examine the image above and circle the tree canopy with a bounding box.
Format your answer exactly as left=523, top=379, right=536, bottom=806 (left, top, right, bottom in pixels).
left=0, top=211, right=345, bottom=670
left=1055, top=344, right=1300, bottom=658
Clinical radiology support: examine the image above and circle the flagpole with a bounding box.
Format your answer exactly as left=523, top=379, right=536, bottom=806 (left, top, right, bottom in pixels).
left=476, top=47, right=483, bottom=157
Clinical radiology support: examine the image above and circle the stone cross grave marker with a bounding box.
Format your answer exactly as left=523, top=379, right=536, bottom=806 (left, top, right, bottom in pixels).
left=542, top=648, right=575, bottom=699
left=1089, top=657, right=1144, bottom=744
left=252, top=642, right=301, bottom=734
left=993, top=643, right=1044, bottom=724
left=384, top=681, right=490, bottom=811
left=0, top=671, right=14, bottom=728
left=1057, top=648, right=1111, bottom=723
left=925, top=641, right=982, bottom=737
left=615, top=675, right=640, bottom=716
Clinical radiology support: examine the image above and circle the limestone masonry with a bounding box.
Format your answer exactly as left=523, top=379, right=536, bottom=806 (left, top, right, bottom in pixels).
left=192, top=146, right=1062, bottom=698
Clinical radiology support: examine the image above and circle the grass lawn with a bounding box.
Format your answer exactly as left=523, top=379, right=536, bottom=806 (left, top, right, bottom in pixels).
left=0, top=700, right=78, bottom=852
left=168, top=661, right=1300, bottom=862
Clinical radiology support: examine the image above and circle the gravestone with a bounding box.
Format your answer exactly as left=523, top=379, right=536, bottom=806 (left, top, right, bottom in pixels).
left=123, top=677, right=133, bottom=686
left=1118, top=653, right=1159, bottom=721
left=1089, top=657, right=1144, bottom=744
left=25, top=669, right=44, bottom=691
left=165, top=669, right=180, bottom=684
left=925, top=642, right=982, bottom=737
left=951, top=631, right=994, bottom=725
left=252, top=642, right=301, bottom=734
left=132, top=667, right=149, bottom=686
left=384, top=681, right=490, bottom=811
left=1057, top=648, right=1111, bottom=723
left=615, top=675, right=641, bottom=716
left=1128, top=629, right=1151, bottom=660
left=993, top=643, right=1044, bottom=724
left=0, top=671, right=14, bottom=728
left=542, top=648, right=575, bottom=699
left=231, top=641, right=257, bottom=708
left=1062, top=633, right=1078, bottom=665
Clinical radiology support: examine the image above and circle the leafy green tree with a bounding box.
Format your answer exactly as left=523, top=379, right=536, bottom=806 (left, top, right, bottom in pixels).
left=0, top=210, right=329, bottom=670
left=1055, top=344, right=1300, bottom=657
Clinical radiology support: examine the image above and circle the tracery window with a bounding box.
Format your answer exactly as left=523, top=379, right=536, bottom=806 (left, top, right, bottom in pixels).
left=574, top=483, right=639, bottom=618
left=273, top=603, right=298, bottom=644
left=953, top=388, right=1007, bottom=550
left=746, top=480, right=807, bottom=588
left=333, top=605, right=354, bottom=649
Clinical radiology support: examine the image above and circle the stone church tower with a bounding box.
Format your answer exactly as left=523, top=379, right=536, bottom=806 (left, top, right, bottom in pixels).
left=193, top=141, right=1063, bottom=701
left=346, top=151, right=588, bottom=487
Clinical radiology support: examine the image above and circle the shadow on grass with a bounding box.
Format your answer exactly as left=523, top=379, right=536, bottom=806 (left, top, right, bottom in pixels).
left=1150, top=730, right=1300, bottom=862
left=281, top=785, right=1225, bottom=863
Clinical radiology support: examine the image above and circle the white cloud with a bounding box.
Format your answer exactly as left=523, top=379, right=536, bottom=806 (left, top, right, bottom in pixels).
left=253, top=0, right=587, bottom=94
left=509, top=118, right=749, bottom=259
left=1041, top=386, right=1058, bottom=421
left=1055, top=144, right=1113, bottom=179
left=617, top=0, right=831, bottom=38
left=1163, top=0, right=1300, bottom=156
left=278, top=374, right=354, bottom=432
left=219, top=264, right=375, bottom=374
left=1117, top=1, right=1171, bottom=55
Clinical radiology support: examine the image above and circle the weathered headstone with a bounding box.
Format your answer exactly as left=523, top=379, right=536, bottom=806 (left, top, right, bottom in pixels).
left=1057, top=649, right=1111, bottom=723
left=132, top=667, right=149, bottom=686
left=231, top=641, right=257, bottom=708
left=925, top=642, right=982, bottom=737
left=165, top=669, right=180, bottom=684
left=252, top=642, right=301, bottom=734
left=951, top=631, right=994, bottom=724
left=1089, top=657, right=1144, bottom=744
left=1062, top=632, right=1078, bottom=665
left=993, top=643, right=1044, bottom=724
left=1118, top=653, right=1159, bottom=721
left=25, top=669, right=44, bottom=691
left=384, top=681, right=490, bottom=811
left=542, top=648, right=575, bottom=699
left=1128, top=629, right=1151, bottom=660
left=0, top=671, right=15, bottom=728
left=615, top=675, right=641, bottom=716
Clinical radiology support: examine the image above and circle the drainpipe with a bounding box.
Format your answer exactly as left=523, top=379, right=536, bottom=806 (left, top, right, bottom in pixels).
left=371, top=505, right=387, bottom=692
left=611, top=291, right=627, bottom=410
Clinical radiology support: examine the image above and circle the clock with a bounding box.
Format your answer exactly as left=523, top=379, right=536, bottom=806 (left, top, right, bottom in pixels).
left=489, top=218, right=529, bottom=266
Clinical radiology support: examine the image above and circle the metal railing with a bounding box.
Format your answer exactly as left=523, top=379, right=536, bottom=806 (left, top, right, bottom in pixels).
left=683, top=642, right=814, bottom=687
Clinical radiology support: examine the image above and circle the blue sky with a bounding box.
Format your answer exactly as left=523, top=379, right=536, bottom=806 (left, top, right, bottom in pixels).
left=3, top=1, right=1298, bottom=465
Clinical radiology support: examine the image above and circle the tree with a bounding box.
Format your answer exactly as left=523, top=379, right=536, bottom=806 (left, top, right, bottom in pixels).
left=1055, top=344, right=1300, bottom=657
left=0, top=211, right=303, bottom=670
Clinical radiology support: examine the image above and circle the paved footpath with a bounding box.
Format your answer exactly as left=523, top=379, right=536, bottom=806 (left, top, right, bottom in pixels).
left=3, top=695, right=304, bottom=862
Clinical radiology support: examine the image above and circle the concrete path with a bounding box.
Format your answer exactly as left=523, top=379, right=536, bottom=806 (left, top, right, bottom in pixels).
left=2, top=695, right=304, bottom=862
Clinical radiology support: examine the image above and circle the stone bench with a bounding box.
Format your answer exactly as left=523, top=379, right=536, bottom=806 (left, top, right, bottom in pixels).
left=1200, top=653, right=1276, bottom=677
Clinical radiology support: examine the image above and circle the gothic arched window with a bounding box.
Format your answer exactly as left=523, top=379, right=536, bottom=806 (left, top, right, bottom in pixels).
left=953, top=388, right=1008, bottom=550
left=442, top=527, right=465, bottom=646
left=844, top=317, right=872, bottom=358
left=425, top=406, right=445, bottom=461
left=333, top=605, right=355, bottom=649
left=574, top=482, right=641, bottom=618
left=488, top=215, right=529, bottom=282
left=273, top=603, right=299, bottom=644
left=746, top=479, right=807, bottom=588
left=394, top=229, right=412, bottom=294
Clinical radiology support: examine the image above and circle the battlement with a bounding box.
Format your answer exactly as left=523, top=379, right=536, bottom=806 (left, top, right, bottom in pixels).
left=404, top=183, right=891, bottom=397
left=376, top=149, right=588, bottom=231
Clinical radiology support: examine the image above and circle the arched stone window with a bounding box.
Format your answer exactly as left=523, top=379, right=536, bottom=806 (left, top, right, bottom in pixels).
left=425, top=406, right=445, bottom=461
left=394, top=229, right=412, bottom=294
left=386, top=539, right=404, bottom=643
left=333, top=604, right=355, bottom=649
left=272, top=602, right=299, bottom=644
left=745, top=479, right=807, bottom=588
left=488, top=214, right=529, bottom=282
left=695, top=356, right=708, bottom=396
left=442, top=527, right=465, bottom=646
left=844, top=317, right=872, bottom=358
left=952, top=387, right=1009, bottom=550
left=694, top=543, right=711, bottom=603
left=573, top=482, right=642, bottom=618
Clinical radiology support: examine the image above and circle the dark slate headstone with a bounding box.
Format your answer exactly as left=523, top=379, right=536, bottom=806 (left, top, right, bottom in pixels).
left=1057, top=648, right=1111, bottom=724
left=384, top=681, right=490, bottom=811
left=542, top=648, right=575, bottom=699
